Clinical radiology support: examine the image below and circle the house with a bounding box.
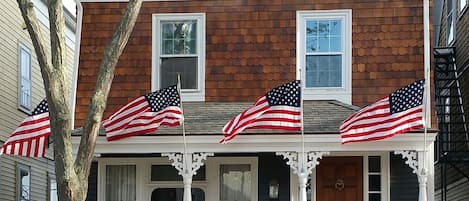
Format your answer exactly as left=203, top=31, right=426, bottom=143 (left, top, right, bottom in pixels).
left=72, top=0, right=437, bottom=201
left=434, top=0, right=469, bottom=200
left=0, top=0, right=76, bottom=200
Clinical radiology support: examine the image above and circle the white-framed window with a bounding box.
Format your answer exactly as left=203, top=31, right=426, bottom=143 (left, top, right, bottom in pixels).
left=367, top=156, right=382, bottom=201
left=297, top=10, right=352, bottom=104
left=19, top=43, right=32, bottom=111
left=152, top=13, right=206, bottom=101
left=447, top=0, right=456, bottom=44
left=17, top=164, right=31, bottom=201
left=49, top=173, right=58, bottom=201
left=460, top=0, right=468, bottom=13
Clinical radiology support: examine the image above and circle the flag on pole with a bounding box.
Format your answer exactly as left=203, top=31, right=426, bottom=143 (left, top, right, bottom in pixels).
left=340, top=79, right=425, bottom=144
left=1, top=99, right=50, bottom=157
left=103, top=85, right=183, bottom=141
left=221, top=80, right=301, bottom=143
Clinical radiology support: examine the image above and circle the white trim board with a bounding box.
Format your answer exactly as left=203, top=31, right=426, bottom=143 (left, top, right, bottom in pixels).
left=71, top=133, right=437, bottom=154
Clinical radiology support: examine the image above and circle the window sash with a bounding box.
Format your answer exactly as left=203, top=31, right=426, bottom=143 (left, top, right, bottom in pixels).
left=19, top=44, right=31, bottom=110
left=154, top=14, right=204, bottom=94
left=17, top=164, right=31, bottom=201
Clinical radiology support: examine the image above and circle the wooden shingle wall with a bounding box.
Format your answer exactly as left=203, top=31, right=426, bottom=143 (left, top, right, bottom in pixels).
left=75, top=0, right=427, bottom=127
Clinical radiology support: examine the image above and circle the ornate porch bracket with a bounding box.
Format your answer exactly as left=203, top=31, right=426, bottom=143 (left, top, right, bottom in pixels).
left=394, top=150, right=428, bottom=201
left=162, top=152, right=214, bottom=201
left=276, top=151, right=329, bottom=201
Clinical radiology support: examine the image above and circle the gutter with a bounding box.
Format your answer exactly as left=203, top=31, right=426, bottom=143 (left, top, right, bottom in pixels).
left=70, top=0, right=83, bottom=128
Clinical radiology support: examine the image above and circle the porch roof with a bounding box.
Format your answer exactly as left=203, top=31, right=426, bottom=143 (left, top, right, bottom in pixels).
left=73, top=100, right=360, bottom=136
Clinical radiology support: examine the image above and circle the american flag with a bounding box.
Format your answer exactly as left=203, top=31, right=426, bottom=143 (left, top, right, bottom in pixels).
left=340, top=79, right=425, bottom=144
left=1, top=99, right=50, bottom=157
left=221, top=80, right=301, bottom=143
left=103, top=85, right=183, bottom=141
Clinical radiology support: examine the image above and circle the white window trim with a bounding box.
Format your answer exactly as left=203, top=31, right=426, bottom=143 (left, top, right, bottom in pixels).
left=296, top=10, right=352, bottom=104
left=293, top=152, right=389, bottom=201
left=18, top=43, right=32, bottom=113
left=98, top=156, right=258, bottom=201
left=447, top=0, right=456, bottom=45
left=152, top=13, right=206, bottom=102
left=460, top=0, right=468, bottom=14
left=17, top=163, right=31, bottom=201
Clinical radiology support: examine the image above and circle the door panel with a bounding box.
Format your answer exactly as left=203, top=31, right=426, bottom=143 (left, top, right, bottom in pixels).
left=316, top=156, right=363, bottom=201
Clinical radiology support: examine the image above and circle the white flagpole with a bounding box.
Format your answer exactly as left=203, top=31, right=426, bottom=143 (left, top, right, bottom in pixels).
left=418, top=0, right=430, bottom=201
left=298, top=69, right=308, bottom=201
left=177, top=74, right=192, bottom=201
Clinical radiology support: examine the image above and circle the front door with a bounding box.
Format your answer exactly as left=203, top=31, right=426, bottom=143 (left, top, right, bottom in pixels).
left=316, top=156, right=363, bottom=201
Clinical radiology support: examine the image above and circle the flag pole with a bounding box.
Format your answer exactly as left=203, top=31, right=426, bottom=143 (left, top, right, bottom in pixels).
left=177, top=74, right=187, bottom=156
left=298, top=68, right=308, bottom=201
left=418, top=1, right=430, bottom=201
left=178, top=74, right=193, bottom=201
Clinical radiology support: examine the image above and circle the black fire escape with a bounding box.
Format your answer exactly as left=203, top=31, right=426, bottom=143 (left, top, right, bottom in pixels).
left=434, top=47, right=469, bottom=201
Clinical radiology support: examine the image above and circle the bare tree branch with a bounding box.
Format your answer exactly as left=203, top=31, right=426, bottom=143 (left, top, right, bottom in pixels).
left=74, top=0, right=143, bottom=179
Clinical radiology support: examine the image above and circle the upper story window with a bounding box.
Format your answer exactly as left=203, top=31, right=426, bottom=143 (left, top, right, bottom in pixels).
left=19, top=43, right=32, bottom=111
left=153, top=13, right=206, bottom=101
left=447, top=0, right=456, bottom=44
left=297, top=10, right=352, bottom=104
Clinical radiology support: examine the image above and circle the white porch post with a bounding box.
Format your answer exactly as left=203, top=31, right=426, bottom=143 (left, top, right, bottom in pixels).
left=277, top=151, right=329, bottom=201
left=394, top=150, right=428, bottom=201
left=163, top=152, right=214, bottom=201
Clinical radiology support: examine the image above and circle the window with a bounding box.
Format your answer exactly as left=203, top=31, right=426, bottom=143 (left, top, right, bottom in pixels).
left=297, top=10, right=352, bottom=104
left=17, top=164, right=31, bottom=201
left=447, top=0, right=455, bottom=44
left=220, top=164, right=252, bottom=201
left=368, top=156, right=381, bottom=201
left=460, top=0, right=468, bottom=12
left=49, top=174, right=58, bottom=201
left=153, top=13, right=206, bottom=101
left=19, top=44, right=32, bottom=111
left=106, top=165, right=136, bottom=201
left=151, top=188, right=205, bottom=201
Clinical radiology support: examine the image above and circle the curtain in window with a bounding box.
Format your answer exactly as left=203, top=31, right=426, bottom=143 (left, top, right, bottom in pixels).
left=220, top=164, right=251, bottom=201
left=106, top=165, right=136, bottom=201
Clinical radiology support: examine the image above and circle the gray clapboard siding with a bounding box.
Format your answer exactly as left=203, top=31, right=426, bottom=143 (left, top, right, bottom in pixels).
left=0, top=0, right=75, bottom=200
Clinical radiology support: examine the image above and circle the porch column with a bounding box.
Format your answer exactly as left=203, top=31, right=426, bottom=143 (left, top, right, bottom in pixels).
left=277, top=151, right=329, bottom=201
left=394, top=150, right=429, bottom=201
left=163, top=152, right=214, bottom=201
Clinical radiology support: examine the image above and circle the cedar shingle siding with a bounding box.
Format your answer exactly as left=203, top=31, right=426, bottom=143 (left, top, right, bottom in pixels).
left=75, top=0, right=428, bottom=127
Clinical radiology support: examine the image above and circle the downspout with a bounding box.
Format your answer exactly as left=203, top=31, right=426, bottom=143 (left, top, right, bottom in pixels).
left=70, top=0, right=83, bottom=129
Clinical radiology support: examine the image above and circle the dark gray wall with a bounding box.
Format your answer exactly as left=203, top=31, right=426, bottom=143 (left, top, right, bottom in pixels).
left=258, top=153, right=291, bottom=201
left=390, top=153, right=418, bottom=201
left=86, top=161, right=98, bottom=201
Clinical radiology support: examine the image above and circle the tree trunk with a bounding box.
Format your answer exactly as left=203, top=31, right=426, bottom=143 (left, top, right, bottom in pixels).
left=16, top=0, right=143, bottom=200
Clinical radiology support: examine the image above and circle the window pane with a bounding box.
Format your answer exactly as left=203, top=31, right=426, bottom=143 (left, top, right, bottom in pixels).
left=161, top=20, right=196, bottom=55
left=19, top=167, right=30, bottom=201
left=20, top=47, right=31, bottom=109
left=369, top=175, right=381, bottom=191
left=220, top=164, right=251, bottom=201
left=329, top=20, right=341, bottom=36
left=106, top=165, right=136, bottom=201
left=369, top=193, right=381, bottom=201
left=50, top=178, right=58, bottom=201
left=160, top=57, right=198, bottom=89
left=151, top=165, right=205, bottom=181
left=306, top=55, right=342, bottom=87
left=368, top=156, right=381, bottom=173
left=151, top=188, right=205, bottom=201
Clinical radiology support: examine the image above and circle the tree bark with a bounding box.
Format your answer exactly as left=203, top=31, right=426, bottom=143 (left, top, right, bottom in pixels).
left=16, top=0, right=143, bottom=200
